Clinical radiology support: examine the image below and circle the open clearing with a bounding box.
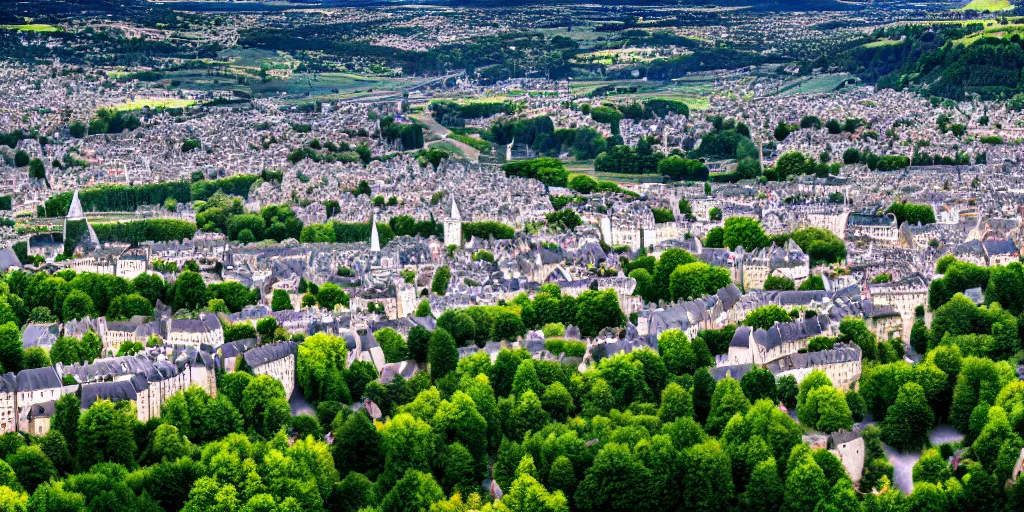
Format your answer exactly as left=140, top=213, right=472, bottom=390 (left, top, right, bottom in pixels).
left=109, top=98, right=196, bottom=111
left=1, top=24, right=60, bottom=32
left=960, top=0, right=1012, bottom=12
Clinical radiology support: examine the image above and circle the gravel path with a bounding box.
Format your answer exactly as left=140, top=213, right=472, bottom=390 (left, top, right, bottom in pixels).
left=880, top=424, right=964, bottom=494
left=289, top=389, right=315, bottom=417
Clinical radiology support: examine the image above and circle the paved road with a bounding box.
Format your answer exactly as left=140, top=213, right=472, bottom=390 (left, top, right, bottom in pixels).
left=881, top=424, right=964, bottom=494
left=289, top=389, right=315, bottom=417
left=411, top=113, right=482, bottom=162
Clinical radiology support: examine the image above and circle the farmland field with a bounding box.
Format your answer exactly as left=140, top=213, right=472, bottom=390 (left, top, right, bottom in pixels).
left=1, top=24, right=60, bottom=32
left=775, top=73, right=855, bottom=96
left=960, top=0, right=1011, bottom=11
left=109, top=98, right=196, bottom=111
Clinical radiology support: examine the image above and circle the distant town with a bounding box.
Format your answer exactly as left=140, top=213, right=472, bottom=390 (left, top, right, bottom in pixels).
left=0, top=0, right=1022, bottom=511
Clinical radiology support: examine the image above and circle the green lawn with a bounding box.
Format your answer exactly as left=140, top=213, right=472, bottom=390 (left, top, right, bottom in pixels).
left=1, top=24, right=60, bottom=32
left=108, top=98, right=196, bottom=111
left=960, top=0, right=1011, bottom=11
left=862, top=39, right=905, bottom=48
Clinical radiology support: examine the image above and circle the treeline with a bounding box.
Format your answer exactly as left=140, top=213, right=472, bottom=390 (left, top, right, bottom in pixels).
left=842, top=148, right=911, bottom=171
left=502, top=158, right=570, bottom=187
left=429, top=100, right=521, bottom=128
left=766, top=151, right=840, bottom=181
left=87, top=108, right=141, bottom=135
left=490, top=116, right=608, bottom=160
left=41, top=182, right=190, bottom=217
left=595, top=138, right=709, bottom=182
left=824, top=24, right=1024, bottom=100
left=93, top=219, right=197, bottom=245
left=886, top=201, right=936, bottom=226
left=911, top=150, right=973, bottom=167
left=462, top=221, right=515, bottom=241
left=380, top=116, right=424, bottom=150
left=300, top=221, right=397, bottom=246
left=41, top=175, right=263, bottom=217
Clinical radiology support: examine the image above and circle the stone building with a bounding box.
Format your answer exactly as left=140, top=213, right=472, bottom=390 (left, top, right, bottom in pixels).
left=244, top=341, right=298, bottom=400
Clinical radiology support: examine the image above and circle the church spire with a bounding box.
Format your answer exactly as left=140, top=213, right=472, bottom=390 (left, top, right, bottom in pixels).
left=66, top=189, right=85, bottom=220
left=450, top=197, right=461, bottom=221
left=370, top=214, right=380, bottom=252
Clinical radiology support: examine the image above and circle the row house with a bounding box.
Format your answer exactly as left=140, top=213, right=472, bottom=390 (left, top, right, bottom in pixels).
left=167, top=314, right=224, bottom=348
left=725, top=314, right=833, bottom=367
left=244, top=341, right=298, bottom=400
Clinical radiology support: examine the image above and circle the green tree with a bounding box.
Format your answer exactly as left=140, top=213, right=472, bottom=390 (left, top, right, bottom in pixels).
left=428, top=328, right=459, bottom=381
left=172, top=271, right=208, bottom=312
left=333, top=412, right=383, bottom=478
left=316, top=282, right=349, bottom=311
left=743, top=457, right=783, bottom=512
left=669, top=262, right=731, bottom=302
left=0, top=323, right=21, bottom=374
left=745, top=305, right=790, bottom=330
left=407, top=326, right=431, bottom=364
left=575, top=290, right=624, bottom=337
left=778, top=375, right=799, bottom=410
left=763, top=276, right=795, bottom=291
left=782, top=448, right=828, bottom=512
left=60, top=290, right=95, bottom=321
left=107, top=293, right=154, bottom=320
left=436, top=310, right=477, bottom=347
left=881, top=382, right=934, bottom=451
left=331, top=471, right=378, bottom=512
left=414, top=300, right=432, bottom=317
left=693, top=368, right=717, bottom=423
left=659, top=382, right=694, bottom=422
left=707, top=377, right=751, bottom=436
left=77, top=399, right=137, bottom=469
left=6, top=445, right=55, bottom=493
left=240, top=375, right=292, bottom=438
left=723, top=217, right=769, bottom=251
left=740, top=366, right=778, bottom=403
left=375, top=328, right=409, bottom=363
left=653, top=249, right=697, bottom=300
left=20, top=347, right=49, bottom=370
left=913, top=448, right=952, bottom=484
left=432, top=266, right=451, bottom=296
left=680, top=439, right=734, bottom=512
left=838, top=317, right=877, bottom=360
left=271, top=289, right=292, bottom=311
left=575, top=442, right=659, bottom=512
left=803, top=386, right=853, bottom=433
left=658, top=329, right=697, bottom=376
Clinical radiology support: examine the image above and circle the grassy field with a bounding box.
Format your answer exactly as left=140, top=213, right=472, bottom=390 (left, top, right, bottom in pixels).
left=960, top=0, right=1012, bottom=11
left=570, top=78, right=715, bottom=111
left=109, top=98, right=196, bottom=111
left=249, top=72, right=417, bottom=102
left=775, top=74, right=855, bottom=96
left=1, top=24, right=60, bottom=32
left=862, top=38, right=905, bottom=48
left=954, top=23, right=1024, bottom=45
left=565, top=163, right=664, bottom=184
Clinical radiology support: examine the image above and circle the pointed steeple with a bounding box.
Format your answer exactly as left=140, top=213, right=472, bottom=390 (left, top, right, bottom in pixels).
left=370, top=215, right=380, bottom=252
left=66, top=189, right=85, bottom=220
left=450, top=197, right=461, bottom=221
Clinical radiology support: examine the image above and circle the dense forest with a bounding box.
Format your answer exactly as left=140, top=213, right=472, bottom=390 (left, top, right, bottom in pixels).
left=824, top=23, right=1024, bottom=101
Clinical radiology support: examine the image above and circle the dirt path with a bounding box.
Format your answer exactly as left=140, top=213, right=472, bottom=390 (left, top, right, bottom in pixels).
left=411, top=113, right=481, bottom=162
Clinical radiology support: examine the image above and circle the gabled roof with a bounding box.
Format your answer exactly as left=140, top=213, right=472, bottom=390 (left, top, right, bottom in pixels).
left=16, top=367, right=61, bottom=391
left=80, top=381, right=137, bottom=409
left=243, top=341, right=297, bottom=368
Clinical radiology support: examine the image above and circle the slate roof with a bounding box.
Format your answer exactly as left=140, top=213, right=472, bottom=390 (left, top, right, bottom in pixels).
left=0, top=372, right=15, bottom=393
left=243, top=341, right=298, bottom=369
left=16, top=367, right=61, bottom=391
left=765, top=343, right=862, bottom=374
left=80, top=381, right=138, bottom=409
